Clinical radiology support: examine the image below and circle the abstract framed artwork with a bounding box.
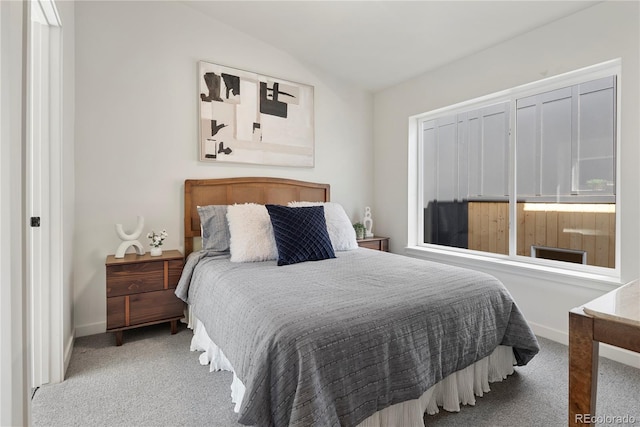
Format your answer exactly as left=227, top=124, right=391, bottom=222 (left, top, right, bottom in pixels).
left=198, top=61, right=315, bottom=167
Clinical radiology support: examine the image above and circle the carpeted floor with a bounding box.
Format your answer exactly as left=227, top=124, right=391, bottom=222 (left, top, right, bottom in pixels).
left=32, top=323, right=640, bottom=427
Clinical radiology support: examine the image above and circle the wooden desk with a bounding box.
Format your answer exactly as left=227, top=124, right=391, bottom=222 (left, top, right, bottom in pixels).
left=569, top=279, right=640, bottom=426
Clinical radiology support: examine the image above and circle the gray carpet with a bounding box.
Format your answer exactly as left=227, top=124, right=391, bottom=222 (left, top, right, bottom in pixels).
left=32, top=323, right=640, bottom=427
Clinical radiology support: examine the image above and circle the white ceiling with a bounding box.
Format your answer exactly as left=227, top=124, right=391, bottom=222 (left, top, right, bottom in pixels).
left=183, top=1, right=599, bottom=92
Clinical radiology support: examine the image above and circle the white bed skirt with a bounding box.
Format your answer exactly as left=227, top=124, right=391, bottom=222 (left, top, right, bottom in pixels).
left=187, top=314, right=516, bottom=427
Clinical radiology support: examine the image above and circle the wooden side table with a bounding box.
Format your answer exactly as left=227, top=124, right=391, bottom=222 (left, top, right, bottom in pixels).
left=357, top=236, right=390, bottom=252
left=106, top=249, right=185, bottom=346
left=568, top=279, right=640, bottom=426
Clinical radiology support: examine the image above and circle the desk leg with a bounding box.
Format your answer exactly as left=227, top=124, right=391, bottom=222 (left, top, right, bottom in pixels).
left=569, top=310, right=599, bottom=426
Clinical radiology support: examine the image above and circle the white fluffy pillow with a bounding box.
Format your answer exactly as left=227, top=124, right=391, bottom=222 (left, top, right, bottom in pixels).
left=226, top=203, right=278, bottom=262
left=288, top=201, right=358, bottom=251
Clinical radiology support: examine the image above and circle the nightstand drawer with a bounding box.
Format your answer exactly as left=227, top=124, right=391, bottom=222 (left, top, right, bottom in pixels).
left=358, top=240, right=383, bottom=250
left=129, top=289, right=185, bottom=325
left=167, top=259, right=184, bottom=288
left=107, top=261, right=164, bottom=297
left=357, top=236, right=390, bottom=252
left=106, top=296, right=126, bottom=329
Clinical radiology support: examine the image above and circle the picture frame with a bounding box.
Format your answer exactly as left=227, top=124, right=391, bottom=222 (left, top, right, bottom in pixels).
left=198, top=61, right=315, bottom=167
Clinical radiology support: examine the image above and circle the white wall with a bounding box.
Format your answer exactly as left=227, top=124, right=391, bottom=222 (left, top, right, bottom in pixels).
left=74, top=1, right=374, bottom=336
left=373, top=2, right=640, bottom=365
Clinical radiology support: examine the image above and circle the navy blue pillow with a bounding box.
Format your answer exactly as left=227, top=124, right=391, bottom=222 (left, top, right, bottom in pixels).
left=265, top=204, right=336, bottom=266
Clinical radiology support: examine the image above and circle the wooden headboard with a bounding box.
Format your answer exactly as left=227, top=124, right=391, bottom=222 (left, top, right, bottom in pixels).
left=184, top=177, right=330, bottom=256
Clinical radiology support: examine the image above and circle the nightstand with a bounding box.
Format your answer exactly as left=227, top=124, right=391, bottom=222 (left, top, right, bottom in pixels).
left=357, top=236, right=390, bottom=252
left=105, top=249, right=185, bottom=346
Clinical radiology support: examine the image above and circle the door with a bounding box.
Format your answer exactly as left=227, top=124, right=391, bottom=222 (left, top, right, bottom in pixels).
left=28, top=0, right=63, bottom=388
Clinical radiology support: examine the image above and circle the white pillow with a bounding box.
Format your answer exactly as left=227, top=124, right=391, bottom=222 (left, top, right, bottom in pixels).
left=288, top=201, right=358, bottom=251
left=226, top=203, right=278, bottom=262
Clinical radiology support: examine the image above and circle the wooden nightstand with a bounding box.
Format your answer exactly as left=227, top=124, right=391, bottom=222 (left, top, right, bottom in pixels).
left=357, top=236, right=390, bottom=252
left=105, top=249, right=185, bottom=346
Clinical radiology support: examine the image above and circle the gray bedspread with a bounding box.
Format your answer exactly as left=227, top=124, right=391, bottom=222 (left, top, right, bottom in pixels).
left=176, top=249, right=539, bottom=427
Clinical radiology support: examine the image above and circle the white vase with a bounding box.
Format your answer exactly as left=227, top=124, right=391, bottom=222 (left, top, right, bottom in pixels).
left=150, top=246, right=162, bottom=257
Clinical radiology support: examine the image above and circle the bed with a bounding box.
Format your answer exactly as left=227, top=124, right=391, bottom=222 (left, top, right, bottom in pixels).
left=176, top=177, right=539, bottom=427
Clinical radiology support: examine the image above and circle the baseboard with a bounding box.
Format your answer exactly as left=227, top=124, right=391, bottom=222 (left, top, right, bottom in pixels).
left=530, top=321, right=640, bottom=368
left=529, top=322, right=568, bottom=346
left=75, top=321, right=105, bottom=338
left=63, top=332, right=74, bottom=377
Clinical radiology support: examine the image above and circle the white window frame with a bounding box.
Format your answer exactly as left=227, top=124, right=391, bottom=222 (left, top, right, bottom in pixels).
left=408, top=59, right=622, bottom=283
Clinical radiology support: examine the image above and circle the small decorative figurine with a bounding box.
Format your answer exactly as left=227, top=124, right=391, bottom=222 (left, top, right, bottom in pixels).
left=363, top=207, right=374, bottom=238
left=114, top=216, right=145, bottom=258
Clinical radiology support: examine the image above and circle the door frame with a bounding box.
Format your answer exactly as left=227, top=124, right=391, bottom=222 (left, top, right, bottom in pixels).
left=0, top=1, right=29, bottom=425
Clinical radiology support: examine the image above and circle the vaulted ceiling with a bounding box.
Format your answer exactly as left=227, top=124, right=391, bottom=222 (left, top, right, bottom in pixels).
left=183, top=1, right=599, bottom=91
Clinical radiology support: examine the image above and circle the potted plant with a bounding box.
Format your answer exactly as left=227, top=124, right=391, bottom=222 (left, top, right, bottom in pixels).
left=147, top=229, right=168, bottom=256
left=353, top=222, right=366, bottom=240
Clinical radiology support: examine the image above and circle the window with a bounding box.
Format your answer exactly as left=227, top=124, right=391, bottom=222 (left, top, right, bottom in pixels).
left=516, top=76, right=616, bottom=199
left=415, top=61, right=619, bottom=272
left=422, top=102, right=509, bottom=252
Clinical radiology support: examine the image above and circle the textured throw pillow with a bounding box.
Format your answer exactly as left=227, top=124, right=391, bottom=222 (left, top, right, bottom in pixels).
left=197, top=205, right=230, bottom=252
left=288, top=201, right=358, bottom=251
left=266, top=204, right=336, bottom=266
left=226, top=203, right=278, bottom=262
